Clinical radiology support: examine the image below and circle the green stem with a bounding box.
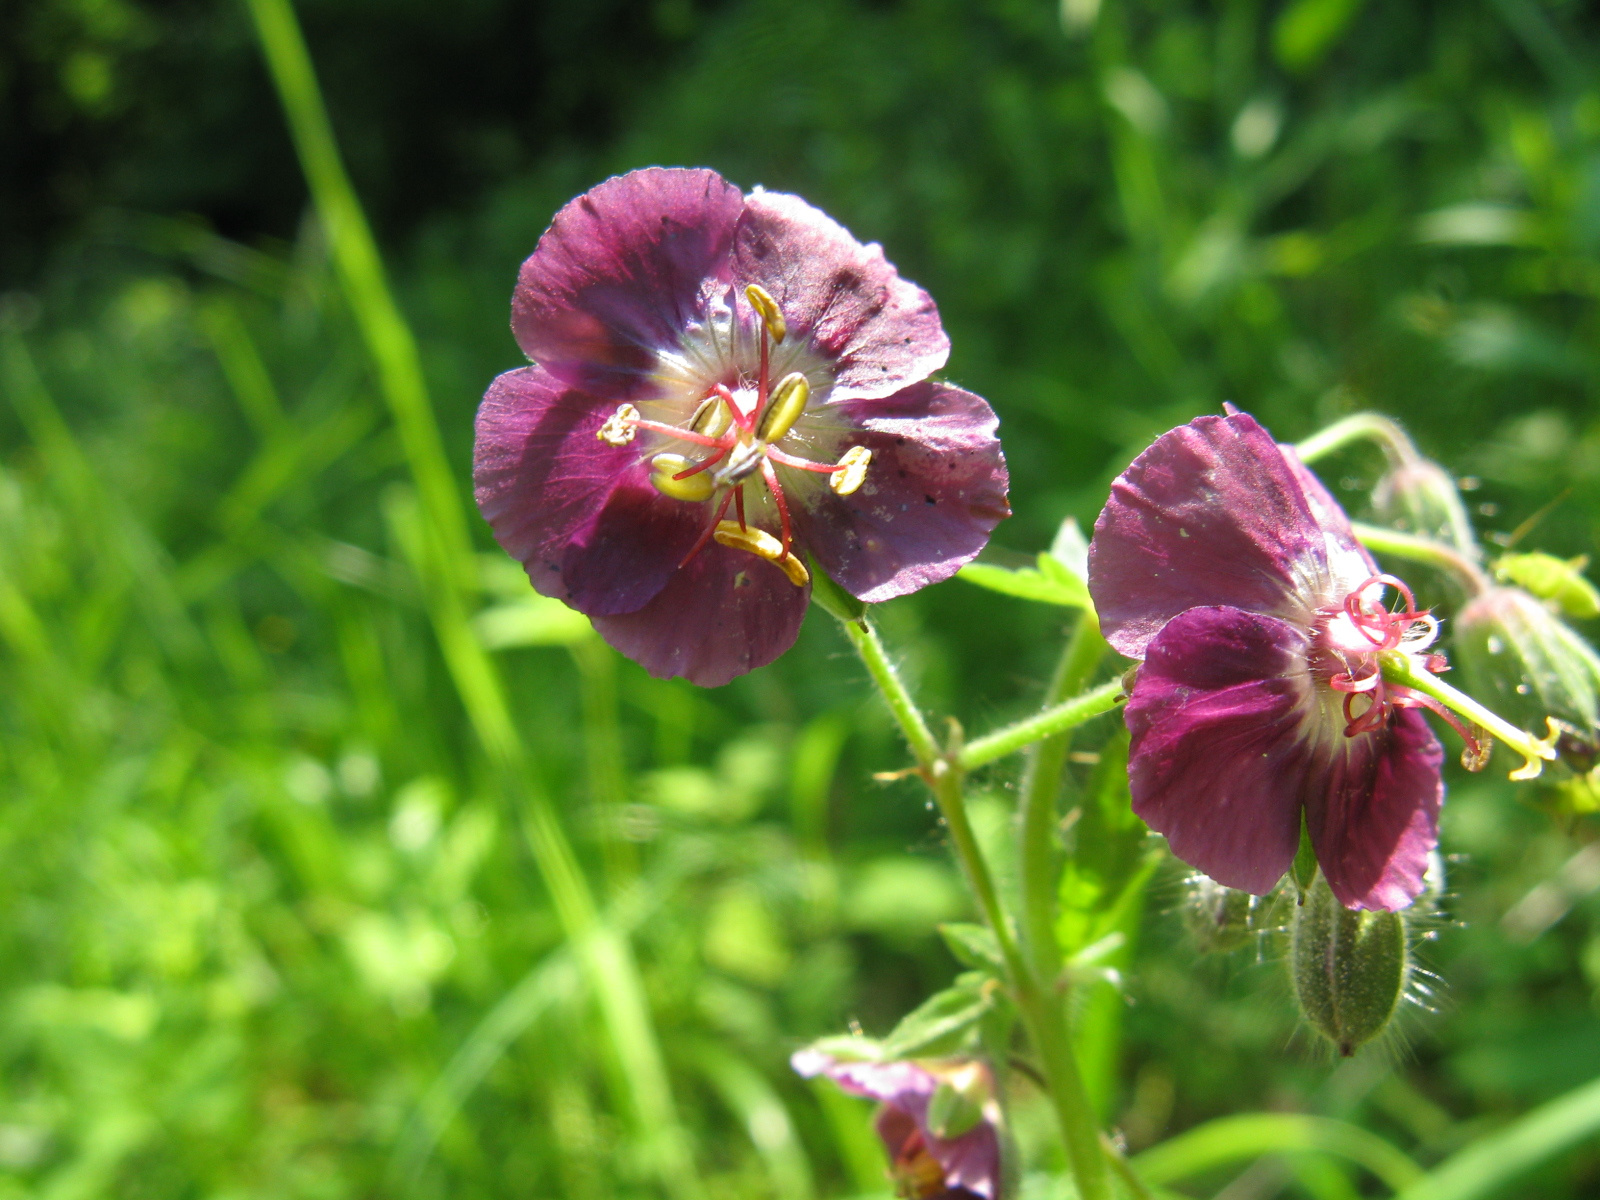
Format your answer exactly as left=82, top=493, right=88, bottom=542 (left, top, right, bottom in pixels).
left=1349, top=521, right=1490, bottom=596
left=842, top=618, right=940, bottom=766
left=1012, top=970, right=1115, bottom=1200
left=1379, top=650, right=1557, bottom=780
left=1293, top=412, right=1416, bottom=467
left=930, top=761, right=1025, bottom=983
left=842, top=615, right=1112, bottom=1200
left=1018, top=611, right=1108, bottom=979
left=959, top=679, right=1124, bottom=771
left=929, top=761, right=1113, bottom=1200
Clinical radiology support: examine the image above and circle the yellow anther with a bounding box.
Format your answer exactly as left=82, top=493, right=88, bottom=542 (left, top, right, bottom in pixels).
left=688, top=395, right=733, bottom=438
left=830, top=445, right=872, bottom=496
left=712, top=520, right=810, bottom=587
left=744, top=283, right=787, bottom=343
left=649, top=454, right=716, bottom=503
left=756, top=372, right=810, bottom=442
left=597, top=403, right=640, bottom=446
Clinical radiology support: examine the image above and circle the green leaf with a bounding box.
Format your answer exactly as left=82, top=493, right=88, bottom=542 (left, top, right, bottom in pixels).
left=957, top=556, right=1091, bottom=607
left=1057, top=732, right=1151, bottom=956
left=939, top=923, right=1004, bottom=972
left=878, top=973, right=995, bottom=1058
left=1048, top=516, right=1090, bottom=579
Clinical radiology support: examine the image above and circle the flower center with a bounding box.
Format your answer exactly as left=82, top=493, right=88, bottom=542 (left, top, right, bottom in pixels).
left=889, top=1129, right=951, bottom=1200
left=595, top=283, right=873, bottom=588
left=1312, top=574, right=1487, bottom=764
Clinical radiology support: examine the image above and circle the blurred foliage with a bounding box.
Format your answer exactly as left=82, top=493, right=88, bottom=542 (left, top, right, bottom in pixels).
left=2, top=0, right=1600, bottom=1197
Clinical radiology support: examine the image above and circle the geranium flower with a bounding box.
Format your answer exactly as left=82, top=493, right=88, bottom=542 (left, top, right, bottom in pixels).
left=1087, top=410, right=1472, bottom=911
left=474, top=168, right=1009, bottom=686
left=792, top=1049, right=1006, bottom=1200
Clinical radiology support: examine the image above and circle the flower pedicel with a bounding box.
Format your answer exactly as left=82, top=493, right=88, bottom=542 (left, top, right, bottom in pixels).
left=474, top=168, right=1009, bottom=686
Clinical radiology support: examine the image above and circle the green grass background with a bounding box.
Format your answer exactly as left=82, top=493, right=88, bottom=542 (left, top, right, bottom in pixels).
left=2, top=0, right=1600, bottom=1196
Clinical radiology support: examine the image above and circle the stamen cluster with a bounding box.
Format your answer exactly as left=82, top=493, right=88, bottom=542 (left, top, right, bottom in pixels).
left=1317, top=575, right=1485, bottom=765
left=596, top=284, right=875, bottom=588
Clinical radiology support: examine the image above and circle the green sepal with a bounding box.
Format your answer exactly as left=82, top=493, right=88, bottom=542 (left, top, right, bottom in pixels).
left=1291, top=817, right=1318, bottom=902
left=926, top=1081, right=985, bottom=1140
left=939, top=922, right=1004, bottom=972
left=878, top=972, right=995, bottom=1059
left=806, top=552, right=867, bottom=622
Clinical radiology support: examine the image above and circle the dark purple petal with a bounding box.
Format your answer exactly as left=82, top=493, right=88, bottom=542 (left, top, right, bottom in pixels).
left=1125, top=605, right=1315, bottom=895
left=1281, top=445, right=1379, bottom=577
left=1090, top=412, right=1358, bottom=659
left=734, top=190, right=949, bottom=400
left=1304, top=707, right=1443, bottom=911
left=561, top=473, right=706, bottom=615
left=789, top=382, right=1010, bottom=603
left=511, top=168, right=744, bottom=399
left=591, top=541, right=808, bottom=686
left=473, top=366, right=700, bottom=614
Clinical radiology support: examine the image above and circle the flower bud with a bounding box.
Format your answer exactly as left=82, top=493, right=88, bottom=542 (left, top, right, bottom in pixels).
left=1289, top=874, right=1408, bottom=1056
left=1370, top=457, right=1479, bottom=558
left=1181, top=876, right=1261, bottom=954
left=1494, top=552, right=1600, bottom=620
left=1455, top=586, right=1600, bottom=772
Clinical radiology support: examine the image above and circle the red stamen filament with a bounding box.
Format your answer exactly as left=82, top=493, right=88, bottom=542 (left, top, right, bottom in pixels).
left=761, top=456, right=793, bottom=556
left=679, top=487, right=737, bottom=566
left=671, top=447, right=729, bottom=480
left=766, top=446, right=846, bottom=474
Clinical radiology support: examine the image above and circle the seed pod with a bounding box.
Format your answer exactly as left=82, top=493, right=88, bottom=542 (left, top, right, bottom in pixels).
left=1371, top=457, right=1478, bottom=558
left=1182, top=877, right=1259, bottom=954
left=1455, top=586, right=1600, bottom=773
left=1289, top=874, right=1408, bottom=1056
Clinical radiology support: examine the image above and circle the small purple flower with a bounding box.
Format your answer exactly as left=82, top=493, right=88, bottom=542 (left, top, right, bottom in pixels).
left=1087, top=411, right=1472, bottom=912
left=792, top=1049, right=1006, bottom=1200
left=474, top=168, right=1009, bottom=686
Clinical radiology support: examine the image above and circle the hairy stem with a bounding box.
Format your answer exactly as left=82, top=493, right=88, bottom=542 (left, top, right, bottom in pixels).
left=1380, top=650, right=1557, bottom=780
left=1350, top=521, right=1491, bottom=596
left=1294, top=412, right=1417, bottom=467
left=959, top=679, right=1124, bottom=771
left=844, top=613, right=1113, bottom=1200
left=1018, top=611, right=1109, bottom=979
left=842, top=618, right=941, bottom=766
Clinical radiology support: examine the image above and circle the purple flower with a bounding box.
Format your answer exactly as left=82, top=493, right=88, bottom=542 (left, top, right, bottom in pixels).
left=792, top=1049, right=1006, bottom=1200
left=474, top=168, right=1010, bottom=686
left=1087, top=411, right=1471, bottom=911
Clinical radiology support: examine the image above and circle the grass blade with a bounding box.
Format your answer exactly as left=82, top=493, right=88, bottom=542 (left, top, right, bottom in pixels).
left=1393, top=1074, right=1600, bottom=1200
